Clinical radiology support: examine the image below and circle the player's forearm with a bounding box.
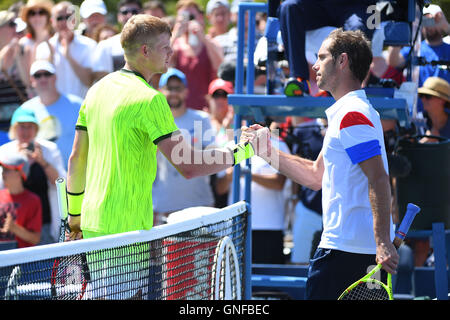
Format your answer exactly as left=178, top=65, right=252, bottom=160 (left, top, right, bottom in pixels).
left=369, top=173, right=392, bottom=246
left=268, top=148, right=323, bottom=191
left=67, top=131, right=88, bottom=193
left=67, top=151, right=86, bottom=233
left=176, top=147, right=234, bottom=179
left=67, top=159, right=87, bottom=193
left=251, top=173, right=286, bottom=190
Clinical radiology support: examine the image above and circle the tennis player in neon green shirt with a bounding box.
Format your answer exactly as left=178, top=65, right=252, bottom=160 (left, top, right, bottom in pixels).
left=66, top=14, right=270, bottom=239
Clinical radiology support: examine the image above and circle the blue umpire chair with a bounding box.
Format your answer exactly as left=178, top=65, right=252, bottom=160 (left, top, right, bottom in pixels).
left=230, top=0, right=449, bottom=300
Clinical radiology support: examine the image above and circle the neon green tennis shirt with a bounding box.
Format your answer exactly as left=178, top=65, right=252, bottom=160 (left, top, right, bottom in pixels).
left=76, top=69, right=178, bottom=235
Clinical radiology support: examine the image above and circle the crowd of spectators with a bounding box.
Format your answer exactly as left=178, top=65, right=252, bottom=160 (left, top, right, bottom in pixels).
left=0, top=0, right=448, bottom=270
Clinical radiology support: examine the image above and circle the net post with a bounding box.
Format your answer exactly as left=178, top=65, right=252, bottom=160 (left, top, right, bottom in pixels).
left=244, top=201, right=252, bottom=300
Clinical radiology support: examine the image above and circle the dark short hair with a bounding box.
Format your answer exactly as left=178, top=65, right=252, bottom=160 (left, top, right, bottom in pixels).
left=326, top=28, right=372, bottom=83
left=143, top=0, right=166, bottom=14
left=118, top=0, right=142, bottom=10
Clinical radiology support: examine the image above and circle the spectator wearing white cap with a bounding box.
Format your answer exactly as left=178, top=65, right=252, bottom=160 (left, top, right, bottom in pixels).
left=206, top=0, right=231, bottom=38
left=19, top=60, right=83, bottom=167
left=34, top=1, right=97, bottom=99
left=0, top=148, right=42, bottom=248
left=78, top=0, right=107, bottom=40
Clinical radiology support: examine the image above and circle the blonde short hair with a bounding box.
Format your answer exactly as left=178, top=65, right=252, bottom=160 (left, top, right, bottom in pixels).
left=8, top=122, right=39, bottom=141
left=120, top=14, right=171, bottom=57
left=175, top=0, right=203, bottom=14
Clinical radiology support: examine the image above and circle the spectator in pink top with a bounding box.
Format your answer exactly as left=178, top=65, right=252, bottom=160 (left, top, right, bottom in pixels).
left=170, top=0, right=223, bottom=111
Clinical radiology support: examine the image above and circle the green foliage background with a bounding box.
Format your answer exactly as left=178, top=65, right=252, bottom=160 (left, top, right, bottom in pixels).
left=0, top=0, right=265, bottom=17
left=0, top=0, right=449, bottom=27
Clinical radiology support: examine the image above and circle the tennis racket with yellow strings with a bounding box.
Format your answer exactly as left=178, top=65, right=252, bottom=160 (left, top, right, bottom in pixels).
left=338, top=203, right=420, bottom=300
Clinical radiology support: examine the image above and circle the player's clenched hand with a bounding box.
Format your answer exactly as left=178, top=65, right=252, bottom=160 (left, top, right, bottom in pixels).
left=240, top=126, right=271, bottom=158
left=65, top=229, right=83, bottom=241
left=67, top=215, right=83, bottom=241
left=376, top=242, right=399, bottom=274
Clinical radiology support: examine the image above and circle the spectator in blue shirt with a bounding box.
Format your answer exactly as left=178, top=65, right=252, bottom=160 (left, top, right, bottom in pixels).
left=19, top=60, right=83, bottom=167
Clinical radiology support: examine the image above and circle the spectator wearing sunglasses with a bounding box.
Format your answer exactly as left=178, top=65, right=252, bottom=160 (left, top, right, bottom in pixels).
left=18, top=0, right=54, bottom=93
left=92, top=0, right=142, bottom=82
left=19, top=60, right=82, bottom=167
left=34, top=1, right=97, bottom=99
left=0, top=10, right=28, bottom=133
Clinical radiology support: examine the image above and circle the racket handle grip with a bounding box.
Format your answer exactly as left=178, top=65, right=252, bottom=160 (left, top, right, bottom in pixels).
left=56, top=177, right=68, bottom=220
left=393, top=203, right=420, bottom=248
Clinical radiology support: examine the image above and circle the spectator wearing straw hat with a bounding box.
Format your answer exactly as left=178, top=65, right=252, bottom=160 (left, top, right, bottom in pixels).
left=0, top=150, right=42, bottom=248
left=18, top=0, right=54, bottom=91
left=418, top=76, right=450, bottom=142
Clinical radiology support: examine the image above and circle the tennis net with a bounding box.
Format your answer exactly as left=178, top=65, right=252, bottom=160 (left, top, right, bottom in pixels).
left=0, top=201, right=249, bottom=300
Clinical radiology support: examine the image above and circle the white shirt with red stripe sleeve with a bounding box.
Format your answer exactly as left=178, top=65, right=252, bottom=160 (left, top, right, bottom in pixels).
left=318, top=89, right=394, bottom=254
